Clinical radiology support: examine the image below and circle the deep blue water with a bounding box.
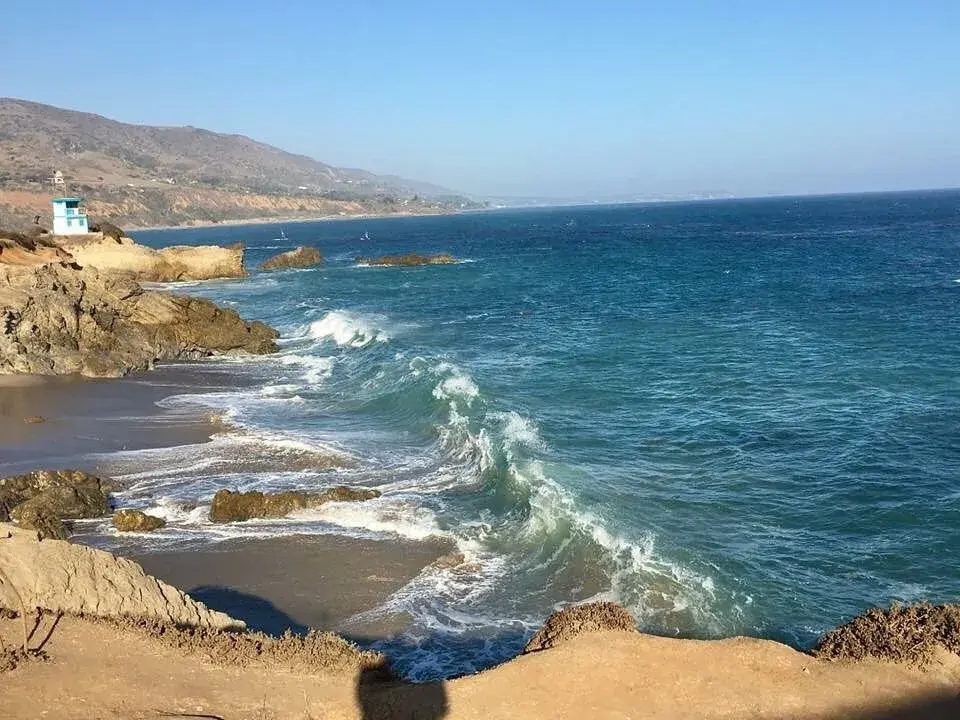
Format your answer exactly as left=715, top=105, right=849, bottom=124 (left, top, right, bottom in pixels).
left=117, top=191, right=959, bottom=679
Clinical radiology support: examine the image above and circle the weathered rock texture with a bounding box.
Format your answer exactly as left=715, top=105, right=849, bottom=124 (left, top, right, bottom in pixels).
left=0, top=470, right=110, bottom=540
left=355, top=253, right=457, bottom=266
left=59, top=234, right=247, bottom=282
left=814, top=602, right=960, bottom=664
left=259, top=246, right=323, bottom=271
left=0, top=261, right=278, bottom=377
left=523, top=601, right=637, bottom=654
left=113, top=509, right=166, bottom=532
left=209, top=487, right=380, bottom=523
left=0, top=523, right=242, bottom=630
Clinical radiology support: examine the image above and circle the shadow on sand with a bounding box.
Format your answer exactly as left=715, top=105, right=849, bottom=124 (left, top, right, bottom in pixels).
left=187, top=585, right=308, bottom=636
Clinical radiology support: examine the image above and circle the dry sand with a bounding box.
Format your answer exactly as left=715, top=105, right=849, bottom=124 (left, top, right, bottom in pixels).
left=2, top=615, right=959, bottom=719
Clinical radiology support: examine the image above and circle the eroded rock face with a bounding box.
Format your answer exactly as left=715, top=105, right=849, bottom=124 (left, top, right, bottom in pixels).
left=113, top=509, right=166, bottom=532
left=209, top=487, right=380, bottom=523
left=259, top=246, right=323, bottom=271
left=522, top=602, right=637, bottom=654
left=0, top=262, right=278, bottom=377
left=59, top=235, right=247, bottom=282
left=355, top=253, right=457, bottom=266
left=0, top=522, right=242, bottom=630
left=0, top=470, right=110, bottom=539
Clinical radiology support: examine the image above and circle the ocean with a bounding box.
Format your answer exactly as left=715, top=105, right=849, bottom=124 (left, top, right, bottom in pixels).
left=94, top=191, right=960, bottom=680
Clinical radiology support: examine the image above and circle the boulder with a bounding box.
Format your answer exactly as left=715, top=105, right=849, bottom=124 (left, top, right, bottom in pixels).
left=113, top=509, right=166, bottom=532
left=0, top=470, right=110, bottom=523
left=9, top=504, right=67, bottom=540
left=0, top=262, right=278, bottom=377
left=0, top=522, right=242, bottom=630
left=259, top=246, right=323, bottom=271
left=522, top=602, right=637, bottom=654
left=355, top=253, right=457, bottom=266
left=209, top=486, right=380, bottom=523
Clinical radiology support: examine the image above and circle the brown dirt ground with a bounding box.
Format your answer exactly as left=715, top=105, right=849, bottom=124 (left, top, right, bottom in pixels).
left=3, top=614, right=960, bottom=720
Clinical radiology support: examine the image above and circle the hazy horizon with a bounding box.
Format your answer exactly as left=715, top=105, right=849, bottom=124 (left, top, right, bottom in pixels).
left=1, top=1, right=957, bottom=199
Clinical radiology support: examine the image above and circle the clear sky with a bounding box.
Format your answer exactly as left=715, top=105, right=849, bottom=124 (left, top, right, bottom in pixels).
left=2, top=1, right=958, bottom=198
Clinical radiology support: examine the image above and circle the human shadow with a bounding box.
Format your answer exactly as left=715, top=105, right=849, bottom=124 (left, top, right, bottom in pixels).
left=356, top=665, right=448, bottom=720
left=830, top=690, right=960, bottom=720
left=187, top=585, right=308, bottom=636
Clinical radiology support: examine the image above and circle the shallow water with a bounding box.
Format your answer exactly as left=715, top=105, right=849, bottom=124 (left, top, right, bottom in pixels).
left=84, top=191, right=960, bottom=679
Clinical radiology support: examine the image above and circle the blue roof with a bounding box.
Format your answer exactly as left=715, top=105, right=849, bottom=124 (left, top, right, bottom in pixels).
left=52, top=197, right=82, bottom=202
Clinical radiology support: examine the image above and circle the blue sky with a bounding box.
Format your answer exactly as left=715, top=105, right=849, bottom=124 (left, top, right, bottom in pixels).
left=2, top=1, right=958, bottom=198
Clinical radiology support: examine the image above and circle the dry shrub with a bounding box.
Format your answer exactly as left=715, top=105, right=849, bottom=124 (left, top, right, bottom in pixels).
left=814, top=602, right=960, bottom=664
left=108, top=616, right=388, bottom=675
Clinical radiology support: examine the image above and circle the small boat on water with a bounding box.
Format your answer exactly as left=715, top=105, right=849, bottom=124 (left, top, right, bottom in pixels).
left=274, top=228, right=288, bottom=242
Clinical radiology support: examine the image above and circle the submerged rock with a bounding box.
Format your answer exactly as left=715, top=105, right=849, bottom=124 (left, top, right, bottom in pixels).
left=259, top=246, right=323, bottom=271
left=523, top=602, right=637, bottom=654
left=113, top=509, right=166, bottom=532
left=0, top=261, right=278, bottom=377
left=209, top=487, right=380, bottom=523
left=355, top=253, right=457, bottom=266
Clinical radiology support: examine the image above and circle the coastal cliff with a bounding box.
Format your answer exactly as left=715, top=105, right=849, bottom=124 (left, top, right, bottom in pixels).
left=0, top=259, right=277, bottom=377
left=59, top=233, right=246, bottom=282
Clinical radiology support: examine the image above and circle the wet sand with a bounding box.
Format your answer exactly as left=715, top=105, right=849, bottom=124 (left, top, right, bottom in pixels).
left=0, top=363, right=253, bottom=474
left=132, top=534, right=451, bottom=639
left=1, top=361, right=447, bottom=641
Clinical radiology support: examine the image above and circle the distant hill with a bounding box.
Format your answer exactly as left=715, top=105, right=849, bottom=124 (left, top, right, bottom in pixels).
left=0, top=98, right=479, bottom=228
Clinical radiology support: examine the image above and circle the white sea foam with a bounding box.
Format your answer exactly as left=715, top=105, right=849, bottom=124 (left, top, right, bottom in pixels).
left=432, top=373, right=480, bottom=404
left=276, top=353, right=336, bottom=384
left=308, top=310, right=390, bottom=347
left=295, top=497, right=447, bottom=541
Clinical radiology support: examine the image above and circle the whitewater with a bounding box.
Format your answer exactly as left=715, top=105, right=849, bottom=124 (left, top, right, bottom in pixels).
left=82, top=192, right=960, bottom=680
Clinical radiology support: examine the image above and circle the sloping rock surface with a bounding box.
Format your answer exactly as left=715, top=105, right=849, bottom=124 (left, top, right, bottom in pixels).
left=0, top=470, right=109, bottom=539
left=0, top=522, right=243, bottom=630
left=259, top=246, right=323, bottom=271
left=0, top=261, right=278, bottom=377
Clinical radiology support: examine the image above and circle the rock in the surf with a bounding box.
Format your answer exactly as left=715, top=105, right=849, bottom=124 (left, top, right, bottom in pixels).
left=208, top=487, right=381, bottom=523
left=355, top=253, right=457, bottom=266
left=259, top=246, right=323, bottom=271
left=113, top=509, right=167, bottom=532
left=1, top=469, right=111, bottom=540
left=523, top=601, right=637, bottom=654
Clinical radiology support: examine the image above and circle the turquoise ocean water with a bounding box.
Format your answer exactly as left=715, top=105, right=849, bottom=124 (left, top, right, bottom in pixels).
left=111, top=191, right=958, bottom=679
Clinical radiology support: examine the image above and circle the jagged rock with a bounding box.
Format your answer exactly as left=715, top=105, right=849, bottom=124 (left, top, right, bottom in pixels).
left=113, top=509, right=166, bottom=532
left=9, top=504, right=67, bottom=540
left=259, top=246, right=323, bottom=271
left=0, top=262, right=278, bottom=377
left=0, top=522, right=243, bottom=630
left=523, top=602, right=637, bottom=654
left=814, top=602, right=960, bottom=664
left=355, top=253, right=457, bottom=266
left=209, top=487, right=380, bottom=523
left=0, top=470, right=109, bottom=524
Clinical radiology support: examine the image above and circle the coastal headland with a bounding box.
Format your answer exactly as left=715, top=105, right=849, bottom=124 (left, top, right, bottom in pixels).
left=1, top=221, right=959, bottom=719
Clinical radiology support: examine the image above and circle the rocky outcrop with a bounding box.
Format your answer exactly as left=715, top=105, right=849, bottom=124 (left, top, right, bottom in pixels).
left=814, top=602, right=960, bottom=664
left=209, top=487, right=380, bottom=523
left=259, top=246, right=323, bottom=271
left=355, top=253, right=457, bottom=266
left=523, top=602, right=637, bottom=654
left=0, top=261, right=278, bottom=377
left=0, top=522, right=242, bottom=630
left=0, top=470, right=110, bottom=540
left=59, top=234, right=247, bottom=282
left=113, top=509, right=166, bottom=532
